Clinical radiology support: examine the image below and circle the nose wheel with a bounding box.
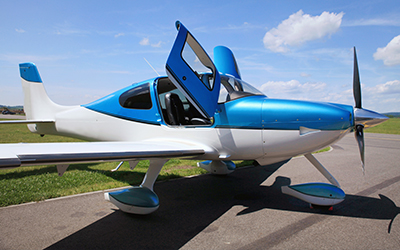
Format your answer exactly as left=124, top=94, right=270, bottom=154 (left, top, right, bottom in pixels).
left=281, top=153, right=345, bottom=206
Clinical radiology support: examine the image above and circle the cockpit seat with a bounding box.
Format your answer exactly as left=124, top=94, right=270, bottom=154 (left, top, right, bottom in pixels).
left=165, top=93, right=188, bottom=125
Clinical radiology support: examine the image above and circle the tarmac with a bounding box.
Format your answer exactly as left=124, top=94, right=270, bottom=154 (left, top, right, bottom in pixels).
left=1, top=133, right=400, bottom=249
left=0, top=115, right=26, bottom=120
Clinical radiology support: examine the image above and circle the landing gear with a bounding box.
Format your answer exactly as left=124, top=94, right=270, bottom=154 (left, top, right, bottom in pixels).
left=198, top=160, right=236, bottom=175
left=281, top=153, right=345, bottom=206
left=105, top=159, right=168, bottom=214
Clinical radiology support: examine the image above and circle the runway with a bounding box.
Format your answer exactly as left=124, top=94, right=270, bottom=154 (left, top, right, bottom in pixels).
left=1, top=133, right=400, bottom=249
left=0, top=114, right=26, bottom=119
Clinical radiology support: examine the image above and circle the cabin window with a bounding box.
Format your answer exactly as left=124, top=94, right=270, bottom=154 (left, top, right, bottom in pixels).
left=218, top=75, right=265, bottom=103
left=181, top=33, right=215, bottom=90
left=119, top=83, right=152, bottom=109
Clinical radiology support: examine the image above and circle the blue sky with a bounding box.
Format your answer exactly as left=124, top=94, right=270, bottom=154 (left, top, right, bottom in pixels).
left=1, top=0, right=399, bottom=113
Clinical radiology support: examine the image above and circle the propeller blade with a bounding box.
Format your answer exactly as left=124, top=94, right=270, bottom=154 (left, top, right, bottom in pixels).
left=355, top=124, right=365, bottom=174
left=353, top=47, right=362, bottom=109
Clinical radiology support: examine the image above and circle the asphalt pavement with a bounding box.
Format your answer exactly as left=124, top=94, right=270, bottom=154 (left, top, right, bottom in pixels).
left=1, top=133, right=400, bottom=249
left=0, top=115, right=26, bottom=120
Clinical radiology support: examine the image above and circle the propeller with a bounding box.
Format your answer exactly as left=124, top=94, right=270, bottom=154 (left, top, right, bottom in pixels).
left=353, top=47, right=362, bottom=109
left=353, top=47, right=365, bottom=173
left=352, top=47, right=388, bottom=174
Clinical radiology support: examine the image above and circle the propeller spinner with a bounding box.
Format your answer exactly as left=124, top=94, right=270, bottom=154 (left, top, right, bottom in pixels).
left=352, top=47, right=388, bottom=173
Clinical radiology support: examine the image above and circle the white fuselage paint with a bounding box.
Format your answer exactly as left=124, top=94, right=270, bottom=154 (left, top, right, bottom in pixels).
left=33, top=106, right=350, bottom=166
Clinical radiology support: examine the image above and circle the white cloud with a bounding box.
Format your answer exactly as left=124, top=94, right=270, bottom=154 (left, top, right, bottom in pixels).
left=139, top=37, right=150, bottom=46
left=53, top=22, right=90, bottom=36
left=363, top=80, right=400, bottom=112
left=373, top=35, right=400, bottom=66
left=344, top=18, right=400, bottom=27
left=259, top=79, right=400, bottom=112
left=366, top=80, right=400, bottom=95
left=15, top=28, right=25, bottom=33
left=114, top=33, right=125, bottom=38
left=258, top=80, right=358, bottom=108
left=260, top=80, right=327, bottom=100
left=139, top=38, right=162, bottom=48
left=151, top=41, right=162, bottom=48
left=263, top=10, right=344, bottom=53
left=217, top=22, right=264, bottom=32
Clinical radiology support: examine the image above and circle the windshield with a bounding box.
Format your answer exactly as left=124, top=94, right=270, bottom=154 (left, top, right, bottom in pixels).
left=217, top=75, right=265, bottom=103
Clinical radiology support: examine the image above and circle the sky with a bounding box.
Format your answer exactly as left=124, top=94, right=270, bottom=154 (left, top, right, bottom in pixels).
left=1, top=0, right=399, bottom=113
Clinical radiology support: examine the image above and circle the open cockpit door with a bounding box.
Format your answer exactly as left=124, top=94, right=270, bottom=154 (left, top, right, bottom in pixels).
left=166, top=21, right=220, bottom=119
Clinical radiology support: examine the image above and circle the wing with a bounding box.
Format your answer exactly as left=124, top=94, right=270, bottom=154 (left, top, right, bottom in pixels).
left=0, top=140, right=205, bottom=169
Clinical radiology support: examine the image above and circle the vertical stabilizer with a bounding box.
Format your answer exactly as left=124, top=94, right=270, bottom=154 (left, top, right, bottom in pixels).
left=19, top=63, right=73, bottom=120
left=19, top=63, right=77, bottom=132
left=213, top=46, right=241, bottom=79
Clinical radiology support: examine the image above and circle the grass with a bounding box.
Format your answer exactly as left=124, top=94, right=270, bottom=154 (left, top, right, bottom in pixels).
left=365, top=118, right=400, bottom=135
left=1, top=118, right=397, bottom=207
left=0, top=120, right=253, bottom=206
left=0, top=120, right=85, bottom=143
left=0, top=160, right=222, bottom=207
left=0, top=159, right=253, bottom=207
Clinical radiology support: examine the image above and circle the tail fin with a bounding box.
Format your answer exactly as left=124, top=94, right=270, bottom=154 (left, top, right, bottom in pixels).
left=19, top=63, right=73, bottom=121
left=213, top=46, right=241, bottom=79
left=19, top=63, right=78, bottom=134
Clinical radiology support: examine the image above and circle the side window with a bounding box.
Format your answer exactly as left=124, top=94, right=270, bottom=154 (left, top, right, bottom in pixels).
left=218, top=76, right=234, bottom=103
left=218, top=83, right=229, bottom=103
left=119, top=83, right=152, bottom=109
left=181, top=33, right=215, bottom=90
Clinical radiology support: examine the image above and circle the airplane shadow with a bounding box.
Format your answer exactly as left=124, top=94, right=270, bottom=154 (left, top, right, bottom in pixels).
left=45, top=160, right=400, bottom=250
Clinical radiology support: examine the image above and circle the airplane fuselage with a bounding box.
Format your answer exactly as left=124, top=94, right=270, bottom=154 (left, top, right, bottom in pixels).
left=29, top=75, right=354, bottom=166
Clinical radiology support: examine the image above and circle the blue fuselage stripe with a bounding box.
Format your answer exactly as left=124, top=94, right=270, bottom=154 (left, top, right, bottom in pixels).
left=84, top=107, right=160, bottom=126
left=81, top=79, right=354, bottom=131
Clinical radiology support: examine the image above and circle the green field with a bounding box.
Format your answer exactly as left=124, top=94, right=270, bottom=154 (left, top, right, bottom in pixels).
left=365, top=118, right=400, bottom=135
left=0, top=118, right=397, bottom=207
left=0, top=121, right=255, bottom=206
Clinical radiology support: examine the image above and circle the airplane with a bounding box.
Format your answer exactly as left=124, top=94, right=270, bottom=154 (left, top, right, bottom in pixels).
left=0, top=21, right=388, bottom=214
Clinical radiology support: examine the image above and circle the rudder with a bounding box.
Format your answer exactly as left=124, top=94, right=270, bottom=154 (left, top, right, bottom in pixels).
left=19, top=63, right=75, bottom=133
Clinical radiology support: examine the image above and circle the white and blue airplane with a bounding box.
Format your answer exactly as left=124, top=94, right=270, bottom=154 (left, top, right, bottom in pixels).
left=0, top=21, right=388, bottom=214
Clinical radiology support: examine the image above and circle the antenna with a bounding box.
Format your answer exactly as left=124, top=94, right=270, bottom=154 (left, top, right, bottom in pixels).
left=144, top=58, right=160, bottom=76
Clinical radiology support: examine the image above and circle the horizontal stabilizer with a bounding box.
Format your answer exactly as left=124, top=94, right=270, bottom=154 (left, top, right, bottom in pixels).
left=0, top=120, right=54, bottom=124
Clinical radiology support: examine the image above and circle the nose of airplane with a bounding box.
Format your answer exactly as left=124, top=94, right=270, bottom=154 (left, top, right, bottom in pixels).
left=354, top=108, right=389, bottom=128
